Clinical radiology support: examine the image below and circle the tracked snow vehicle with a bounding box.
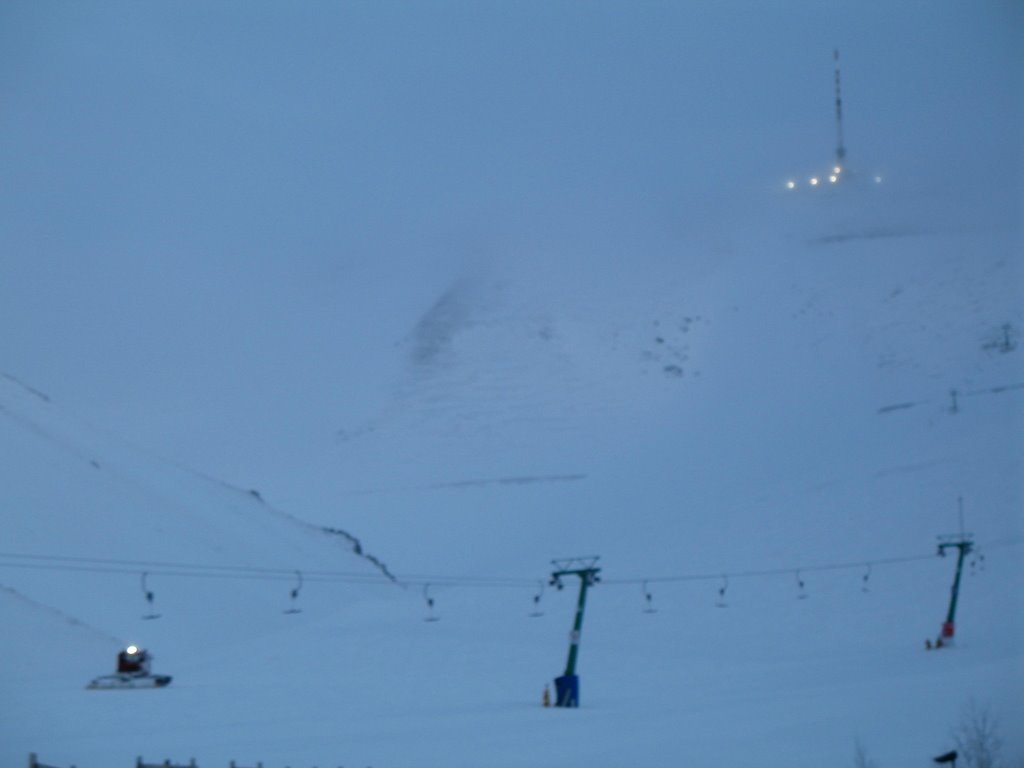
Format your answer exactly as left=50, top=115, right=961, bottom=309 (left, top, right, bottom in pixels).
left=87, top=645, right=172, bottom=690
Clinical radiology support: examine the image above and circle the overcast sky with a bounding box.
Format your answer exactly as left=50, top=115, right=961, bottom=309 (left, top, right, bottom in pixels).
left=1, top=1, right=1020, bottom=489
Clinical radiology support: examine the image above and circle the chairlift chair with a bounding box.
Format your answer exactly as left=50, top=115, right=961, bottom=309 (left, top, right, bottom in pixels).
left=140, top=572, right=161, bottom=620
left=283, top=570, right=303, bottom=614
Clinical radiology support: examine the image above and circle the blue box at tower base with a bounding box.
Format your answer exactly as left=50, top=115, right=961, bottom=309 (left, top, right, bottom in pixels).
left=554, top=674, right=579, bottom=707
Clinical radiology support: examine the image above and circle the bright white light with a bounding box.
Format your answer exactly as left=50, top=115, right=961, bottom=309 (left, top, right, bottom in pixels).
left=874, top=175, right=883, bottom=184
left=125, top=645, right=138, bottom=655
left=809, top=177, right=819, bottom=186
left=833, top=166, right=842, bottom=175
left=786, top=180, right=796, bottom=189
left=829, top=175, right=838, bottom=183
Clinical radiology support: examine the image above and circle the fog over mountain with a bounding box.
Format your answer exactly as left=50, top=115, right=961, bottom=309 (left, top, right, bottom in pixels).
left=1, top=2, right=1021, bottom=766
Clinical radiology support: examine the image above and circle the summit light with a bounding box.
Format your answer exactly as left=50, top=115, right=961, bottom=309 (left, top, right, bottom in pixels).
left=809, top=177, right=820, bottom=186
left=786, top=180, right=797, bottom=190
left=126, top=645, right=139, bottom=655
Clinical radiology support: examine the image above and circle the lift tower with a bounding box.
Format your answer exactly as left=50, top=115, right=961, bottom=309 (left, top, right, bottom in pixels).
left=935, top=501, right=974, bottom=646
left=549, top=557, right=601, bottom=707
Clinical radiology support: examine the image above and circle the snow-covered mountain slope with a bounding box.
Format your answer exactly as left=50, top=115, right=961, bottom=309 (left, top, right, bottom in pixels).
left=0, top=370, right=395, bottom=626
left=2, top=174, right=1021, bottom=767
left=277, top=179, right=1023, bottom=580
left=2, top=1, right=1021, bottom=763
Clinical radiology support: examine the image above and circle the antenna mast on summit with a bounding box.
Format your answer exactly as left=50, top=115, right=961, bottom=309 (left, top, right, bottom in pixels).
left=833, top=49, right=846, bottom=168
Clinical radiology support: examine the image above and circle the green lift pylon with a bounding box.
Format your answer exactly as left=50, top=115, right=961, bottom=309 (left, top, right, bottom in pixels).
left=549, top=556, right=601, bottom=707
left=935, top=500, right=974, bottom=647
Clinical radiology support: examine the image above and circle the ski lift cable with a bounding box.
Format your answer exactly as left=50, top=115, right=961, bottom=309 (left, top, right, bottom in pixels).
left=0, top=558, right=533, bottom=590
left=0, top=551, right=938, bottom=585
left=975, top=535, right=1023, bottom=551
left=397, top=576, right=537, bottom=587
left=398, top=549, right=953, bottom=589
left=0, top=551, right=388, bottom=580
left=0, top=557, right=534, bottom=591
left=1, top=540, right=1017, bottom=593
left=599, top=551, right=941, bottom=586
left=0, top=559, right=394, bottom=585
left=395, top=576, right=538, bottom=589
left=0, top=551, right=539, bottom=588
left=0, top=552, right=418, bottom=586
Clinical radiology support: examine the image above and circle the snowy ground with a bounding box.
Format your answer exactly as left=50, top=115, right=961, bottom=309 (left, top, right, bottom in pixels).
left=3, top=174, right=1022, bottom=767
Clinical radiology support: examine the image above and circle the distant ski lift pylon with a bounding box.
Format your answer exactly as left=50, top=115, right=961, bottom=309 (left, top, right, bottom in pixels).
left=283, top=570, right=303, bottom=614
left=140, top=572, right=160, bottom=620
